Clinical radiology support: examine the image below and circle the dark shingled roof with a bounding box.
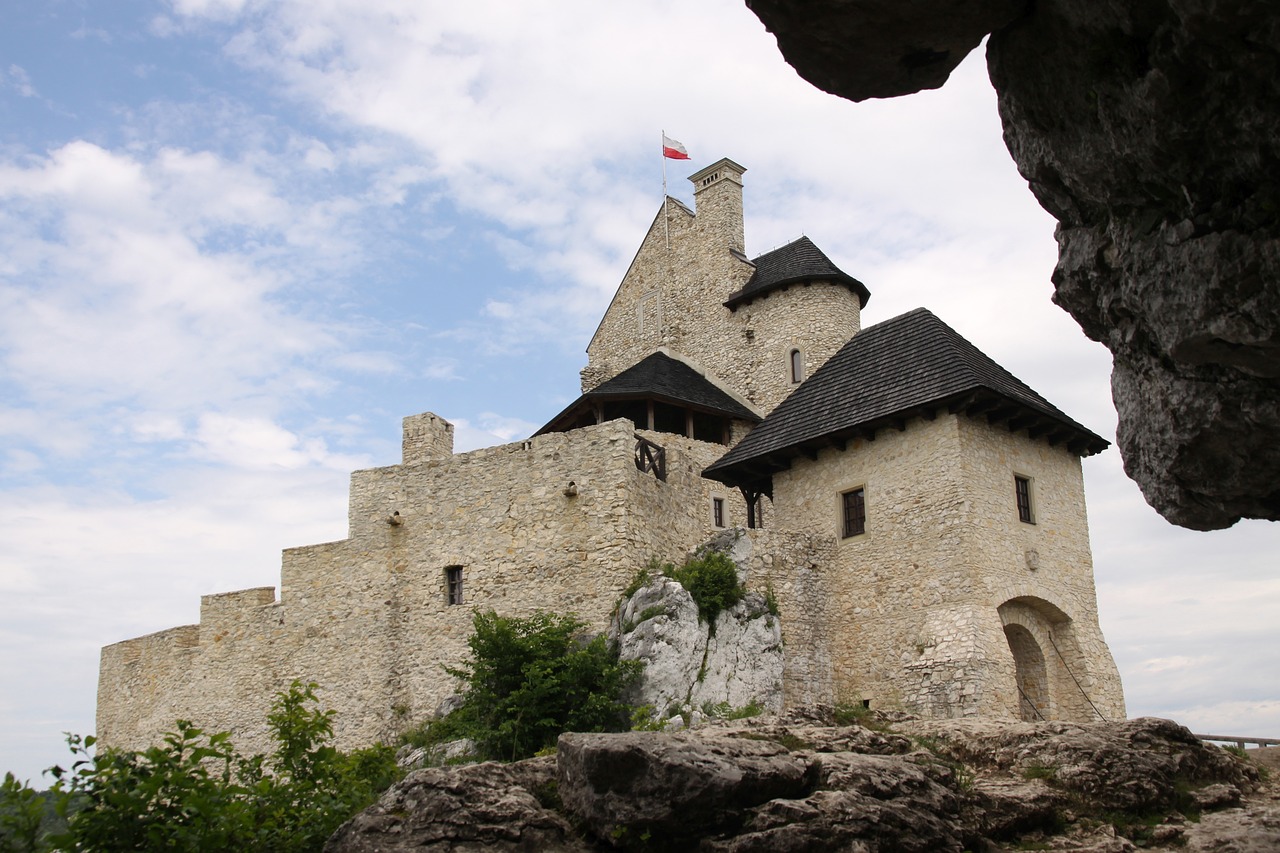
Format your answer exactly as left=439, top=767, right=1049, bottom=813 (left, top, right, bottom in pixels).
left=535, top=352, right=760, bottom=435
left=725, top=236, right=871, bottom=310
left=704, top=308, right=1109, bottom=490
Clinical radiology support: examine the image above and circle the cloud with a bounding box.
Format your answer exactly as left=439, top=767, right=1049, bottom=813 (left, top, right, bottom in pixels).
left=159, top=0, right=1034, bottom=355
left=191, top=413, right=371, bottom=471
left=450, top=411, right=541, bottom=452
left=3, top=65, right=38, bottom=98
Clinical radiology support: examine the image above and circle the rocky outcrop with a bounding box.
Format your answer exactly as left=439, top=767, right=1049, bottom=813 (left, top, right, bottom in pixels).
left=324, top=756, right=589, bottom=852
left=326, top=713, right=1271, bottom=852
left=613, top=578, right=784, bottom=720
left=746, top=0, right=1280, bottom=530
left=612, top=532, right=785, bottom=721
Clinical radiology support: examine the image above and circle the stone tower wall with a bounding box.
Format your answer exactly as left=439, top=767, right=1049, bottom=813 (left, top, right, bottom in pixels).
left=767, top=411, right=1125, bottom=722
left=585, top=160, right=861, bottom=415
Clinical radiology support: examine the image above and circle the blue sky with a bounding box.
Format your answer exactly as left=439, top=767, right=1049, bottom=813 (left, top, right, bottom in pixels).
left=2, top=0, right=1277, bottom=785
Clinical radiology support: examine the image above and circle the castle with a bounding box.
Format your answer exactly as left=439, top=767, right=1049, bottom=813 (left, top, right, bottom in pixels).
left=98, top=159, right=1125, bottom=755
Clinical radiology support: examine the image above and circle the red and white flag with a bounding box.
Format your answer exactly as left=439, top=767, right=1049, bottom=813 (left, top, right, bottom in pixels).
left=662, top=134, right=690, bottom=160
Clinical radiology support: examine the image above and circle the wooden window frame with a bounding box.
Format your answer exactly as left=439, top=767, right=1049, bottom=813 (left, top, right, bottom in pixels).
left=1014, top=475, right=1035, bottom=524
left=445, top=566, right=464, bottom=605
left=712, top=496, right=725, bottom=528
left=789, top=348, right=804, bottom=384
left=841, top=487, right=866, bottom=538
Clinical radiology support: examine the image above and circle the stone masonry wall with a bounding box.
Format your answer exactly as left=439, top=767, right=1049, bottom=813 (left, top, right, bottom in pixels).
left=768, top=412, right=1125, bottom=721
left=98, top=418, right=743, bottom=756
left=585, top=162, right=861, bottom=416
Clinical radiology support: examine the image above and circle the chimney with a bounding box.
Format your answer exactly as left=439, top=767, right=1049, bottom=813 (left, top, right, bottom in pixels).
left=689, top=158, right=746, bottom=253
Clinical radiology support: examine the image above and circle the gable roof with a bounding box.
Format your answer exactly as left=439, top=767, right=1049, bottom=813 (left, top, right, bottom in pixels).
left=704, top=308, right=1109, bottom=491
left=725, top=236, right=871, bottom=310
left=535, top=351, right=760, bottom=435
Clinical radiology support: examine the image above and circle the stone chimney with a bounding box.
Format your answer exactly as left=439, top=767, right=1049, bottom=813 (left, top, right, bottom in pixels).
left=402, top=412, right=454, bottom=465
left=689, top=158, right=746, bottom=254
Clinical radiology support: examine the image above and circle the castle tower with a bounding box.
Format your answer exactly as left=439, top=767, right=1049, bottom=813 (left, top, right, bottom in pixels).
left=582, top=157, right=869, bottom=416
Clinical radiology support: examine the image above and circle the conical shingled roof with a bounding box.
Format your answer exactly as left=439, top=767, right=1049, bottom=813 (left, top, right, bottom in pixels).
left=725, top=236, right=871, bottom=310
left=535, top=351, right=759, bottom=435
left=704, top=308, right=1109, bottom=490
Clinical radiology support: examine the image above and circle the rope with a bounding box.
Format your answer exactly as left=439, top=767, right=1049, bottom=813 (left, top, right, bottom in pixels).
left=1014, top=680, right=1047, bottom=721
left=1047, top=628, right=1109, bottom=722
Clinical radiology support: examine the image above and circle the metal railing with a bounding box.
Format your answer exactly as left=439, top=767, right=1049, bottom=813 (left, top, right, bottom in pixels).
left=1194, top=733, right=1280, bottom=749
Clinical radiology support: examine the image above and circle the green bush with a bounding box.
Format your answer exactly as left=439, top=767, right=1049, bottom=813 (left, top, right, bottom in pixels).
left=665, top=551, right=744, bottom=630
left=1, top=772, right=47, bottom=853
left=40, top=681, right=400, bottom=853
left=443, top=611, right=643, bottom=761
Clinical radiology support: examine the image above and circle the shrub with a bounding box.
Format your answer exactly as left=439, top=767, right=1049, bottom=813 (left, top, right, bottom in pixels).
left=444, top=611, right=643, bottom=761
left=665, top=551, right=744, bottom=630
left=44, top=681, right=400, bottom=853
left=0, top=772, right=47, bottom=853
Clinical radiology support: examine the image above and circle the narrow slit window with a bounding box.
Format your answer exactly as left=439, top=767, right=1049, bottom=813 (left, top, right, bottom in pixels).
left=1015, top=476, right=1035, bottom=524
left=712, top=497, right=725, bottom=528
left=842, top=487, right=866, bottom=538
left=445, top=566, right=464, bottom=605
left=789, top=348, right=804, bottom=384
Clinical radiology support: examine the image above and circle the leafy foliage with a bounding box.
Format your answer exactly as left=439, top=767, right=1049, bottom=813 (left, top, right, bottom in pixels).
left=36, top=681, right=399, bottom=853
left=664, top=551, right=744, bottom=630
left=442, top=610, right=643, bottom=761
left=0, top=773, right=47, bottom=853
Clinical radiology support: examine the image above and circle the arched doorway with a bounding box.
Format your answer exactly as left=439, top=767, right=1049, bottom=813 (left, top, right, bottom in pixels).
left=1003, top=623, right=1048, bottom=721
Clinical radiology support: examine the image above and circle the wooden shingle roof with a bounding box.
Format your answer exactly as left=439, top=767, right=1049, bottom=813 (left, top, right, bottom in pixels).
left=725, top=236, right=871, bottom=310
left=536, top=352, right=760, bottom=435
left=704, top=308, right=1109, bottom=491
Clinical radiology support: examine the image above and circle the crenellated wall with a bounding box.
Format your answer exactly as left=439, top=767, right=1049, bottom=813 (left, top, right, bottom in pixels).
left=98, top=417, right=763, bottom=756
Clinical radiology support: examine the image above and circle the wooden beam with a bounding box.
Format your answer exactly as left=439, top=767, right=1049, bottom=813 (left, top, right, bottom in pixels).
left=948, top=393, right=978, bottom=414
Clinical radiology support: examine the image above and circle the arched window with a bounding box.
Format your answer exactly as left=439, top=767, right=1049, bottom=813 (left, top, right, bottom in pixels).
left=789, top=348, right=804, bottom=384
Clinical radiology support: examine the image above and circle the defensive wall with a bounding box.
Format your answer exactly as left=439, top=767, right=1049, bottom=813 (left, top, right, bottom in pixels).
left=98, top=416, right=799, bottom=756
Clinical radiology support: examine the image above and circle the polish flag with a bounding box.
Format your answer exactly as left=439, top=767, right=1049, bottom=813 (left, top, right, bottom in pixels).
left=662, top=135, right=690, bottom=160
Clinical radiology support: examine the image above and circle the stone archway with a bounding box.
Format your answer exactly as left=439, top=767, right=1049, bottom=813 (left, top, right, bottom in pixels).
left=1003, top=623, right=1048, bottom=721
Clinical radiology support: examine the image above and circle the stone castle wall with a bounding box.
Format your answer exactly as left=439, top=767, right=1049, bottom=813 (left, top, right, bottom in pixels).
left=98, top=418, right=750, bottom=756
left=768, top=411, right=1125, bottom=721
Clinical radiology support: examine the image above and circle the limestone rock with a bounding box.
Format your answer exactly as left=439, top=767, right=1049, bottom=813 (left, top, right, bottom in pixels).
left=613, top=554, right=784, bottom=718
left=744, top=0, right=1280, bottom=530
left=329, top=714, right=1272, bottom=851
left=324, top=756, right=588, bottom=853
left=897, top=716, right=1260, bottom=813
left=556, top=730, right=819, bottom=845
left=746, top=0, right=1027, bottom=101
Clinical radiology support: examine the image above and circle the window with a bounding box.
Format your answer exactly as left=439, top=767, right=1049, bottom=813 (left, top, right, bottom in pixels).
left=712, top=497, right=725, bottom=528
left=789, top=348, right=804, bottom=384
left=1015, top=476, right=1035, bottom=524
left=445, top=566, right=464, bottom=605
left=841, top=487, right=866, bottom=538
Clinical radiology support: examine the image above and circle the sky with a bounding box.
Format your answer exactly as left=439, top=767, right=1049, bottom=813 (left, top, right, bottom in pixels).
left=1, top=0, right=1276, bottom=786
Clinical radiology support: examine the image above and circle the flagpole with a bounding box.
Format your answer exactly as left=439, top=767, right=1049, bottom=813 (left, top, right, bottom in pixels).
left=661, top=130, right=670, bottom=250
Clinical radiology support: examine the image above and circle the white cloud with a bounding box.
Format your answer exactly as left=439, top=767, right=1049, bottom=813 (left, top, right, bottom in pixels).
left=449, top=411, right=540, bottom=452
left=4, top=65, right=37, bottom=98
left=192, top=413, right=370, bottom=471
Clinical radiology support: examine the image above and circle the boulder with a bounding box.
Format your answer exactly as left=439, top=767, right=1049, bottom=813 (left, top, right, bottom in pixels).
left=324, top=756, right=588, bottom=853
left=556, top=730, right=819, bottom=845
left=897, top=716, right=1261, bottom=813
left=745, top=0, right=1280, bottom=530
